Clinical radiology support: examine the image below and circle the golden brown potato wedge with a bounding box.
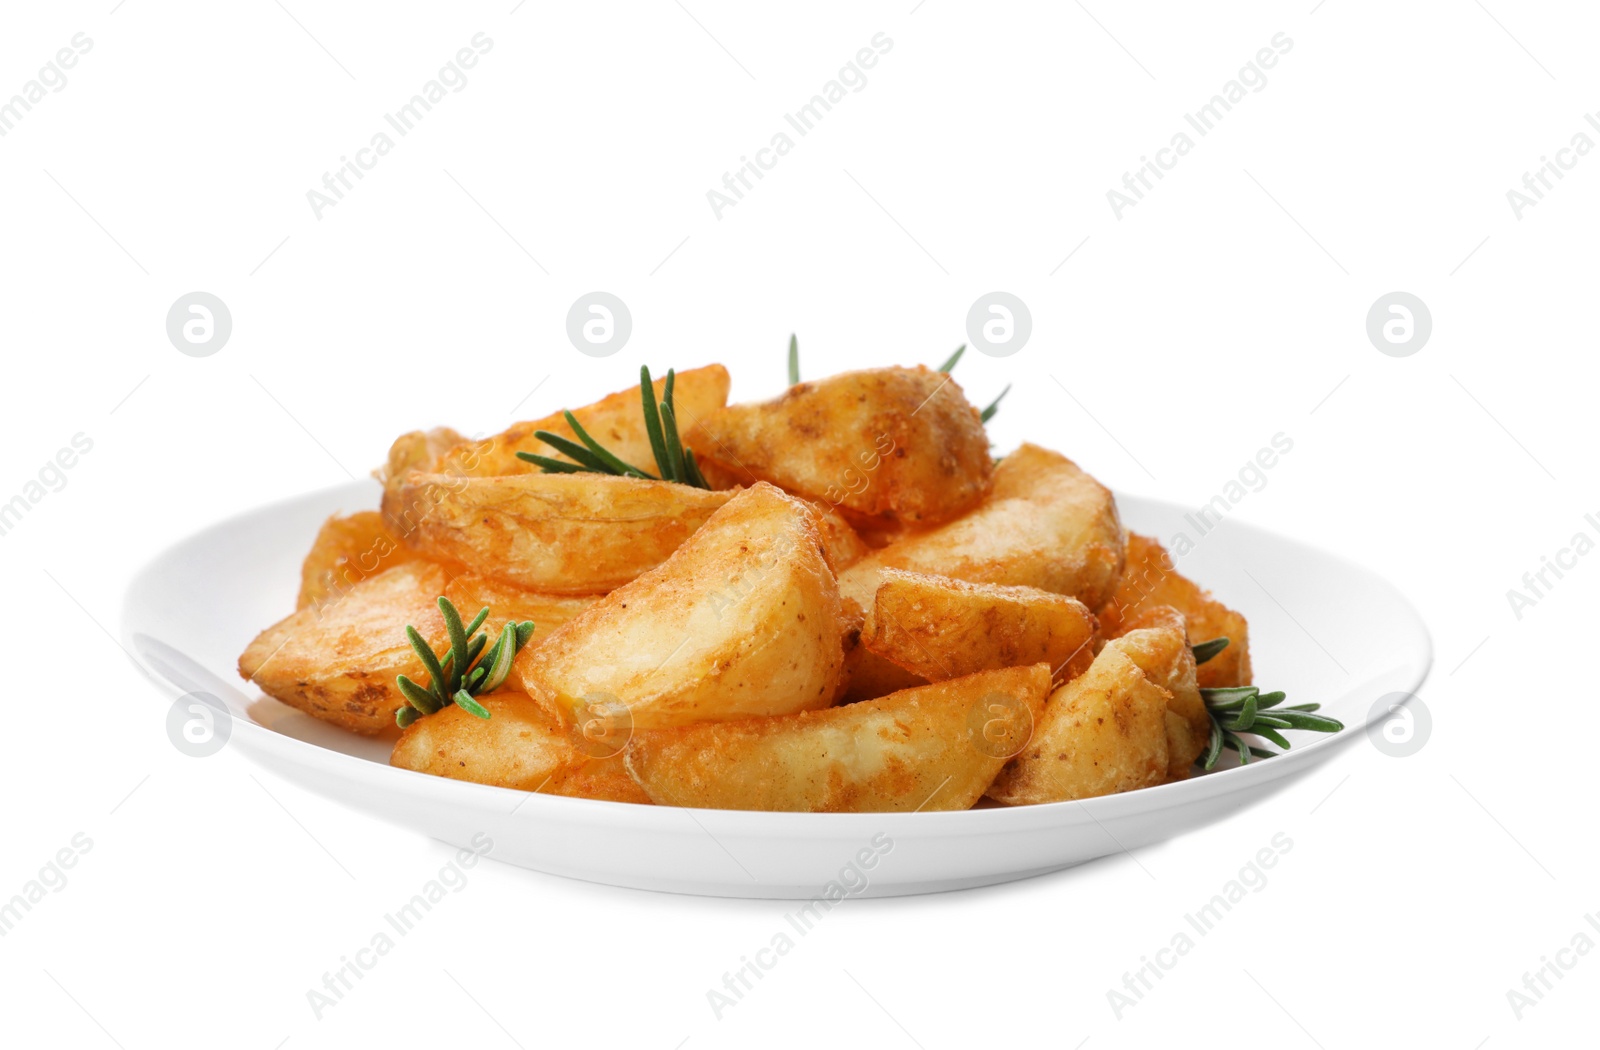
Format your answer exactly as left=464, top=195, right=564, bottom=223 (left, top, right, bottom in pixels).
left=1098, top=533, right=1252, bottom=688
left=1108, top=606, right=1207, bottom=779
left=391, top=691, right=649, bottom=802
left=298, top=510, right=426, bottom=610
left=521, top=483, right=845, bottom=730
left=862, top=569, right=1097, bottom=685
left=456, top=365, right=732, bottom=481
left=545, top=753, right=653, bottom=805
left=242, top=562, right=452, bottom=735
left=625, top=664, right=1052, bottom=812
left=988, top=637, right=1173, bottom=805
left=391, top=691, right=572, bottom=790
left=837, top=596, right=927, bottom=702
left=378, top=426, right=471, bottom=533
left=240, top=563, right=594, bottom=735
left=440, top=575, right=597, bottom=693
left=806, top=500, right=870, bottom=572
left=684, top=366, right=992, bottom=530
left=838, top=443, right=1125, bottom=612
left=396, top=472, right=736, bottom=595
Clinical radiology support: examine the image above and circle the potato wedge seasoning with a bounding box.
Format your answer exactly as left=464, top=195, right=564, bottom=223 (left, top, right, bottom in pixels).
left=625, top=665, right=1052, bottom=812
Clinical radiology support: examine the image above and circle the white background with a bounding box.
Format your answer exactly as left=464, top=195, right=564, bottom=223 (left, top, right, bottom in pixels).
left=2, top=0, right=1595, bottom=1046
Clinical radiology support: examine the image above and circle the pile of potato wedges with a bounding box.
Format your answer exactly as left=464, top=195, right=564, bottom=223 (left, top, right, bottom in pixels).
left=238, top=362, right=1255, bottom=812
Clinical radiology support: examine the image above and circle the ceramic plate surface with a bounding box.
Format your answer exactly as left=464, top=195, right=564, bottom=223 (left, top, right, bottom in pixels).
left=122, top=481, right=1430, bottom=898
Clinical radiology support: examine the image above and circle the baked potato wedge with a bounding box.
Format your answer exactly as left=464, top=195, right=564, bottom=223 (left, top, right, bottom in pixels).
left=242, top=561, right=452, bottom=735
left=521, top=482, right=845, bottom=729
left=1109, top=606, right=1208, bottom=779
left=396, top=472, right=736, bottom=595
left=298, top=510, right=426, bottom=610
left=862, top=569, right=1097, bottom=685
left=456, top=365, right=733, bottom=480
left=838, top=443, right=1125, bottom=611
left=838, top=596, right=926, bottom=702
left=1098, top=533, right=1252, bottom=688
left=987, top=636, right=1174, bottom=805
left=624, top=664, right=1052, bottom=812
left=240, top=564, right=593, bottom=734
left=545, top=753, right=653, bottom=804
left=391, top=691, right=572, bottom=790
left=378, top=426, right=471, bottom=534
left=684, top=366, right=992, bottom=529
left=390, top=691, right=650, bottom=802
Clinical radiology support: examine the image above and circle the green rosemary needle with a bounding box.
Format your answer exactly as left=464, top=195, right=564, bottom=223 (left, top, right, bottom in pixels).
left=936, top=344, right=966, bottom=373
left=395, top=597, right=535, bottom=727
left=1192, top=637, right=1343, bottom=769
left=515, top=367, right=711, bottom=489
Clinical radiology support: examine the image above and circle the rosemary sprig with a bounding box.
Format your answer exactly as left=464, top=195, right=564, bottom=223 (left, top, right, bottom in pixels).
left=980, top=384, right=1011, bottom=423
left=1192, top=638, right=1343, bottom=770
left=395, top=597, right=535, bottom=727
left=936, top=344, right=966, bottom=373
left=514, top=367, right=710, bottom=488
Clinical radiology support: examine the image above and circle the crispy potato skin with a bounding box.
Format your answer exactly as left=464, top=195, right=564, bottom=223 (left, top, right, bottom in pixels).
left=988, top=640, right=1171, bottom=805
left=396, top=473, right=735, bottom=595
left=522, top=483, right=845, bottom=729
left=298, top=511, right=426, bottom=611
left=1098, top=533, right=1253, bottom=688
left=242, top=562, right=452, bottom=735
left=684, top=366, right=993, bottom=530
left=862, top=569, right=1097, bottom=685
left=625, top=665, right=1052, bottom=812
left=391, top=692, right=572, bottom=789
left=1108, top=607, right=1208, bottom=779
left=838, top=443, right=1125, bottom=612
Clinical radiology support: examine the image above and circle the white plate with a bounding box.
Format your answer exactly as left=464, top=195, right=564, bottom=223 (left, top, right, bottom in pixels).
left=122, top=481, right=1430, bottom=899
